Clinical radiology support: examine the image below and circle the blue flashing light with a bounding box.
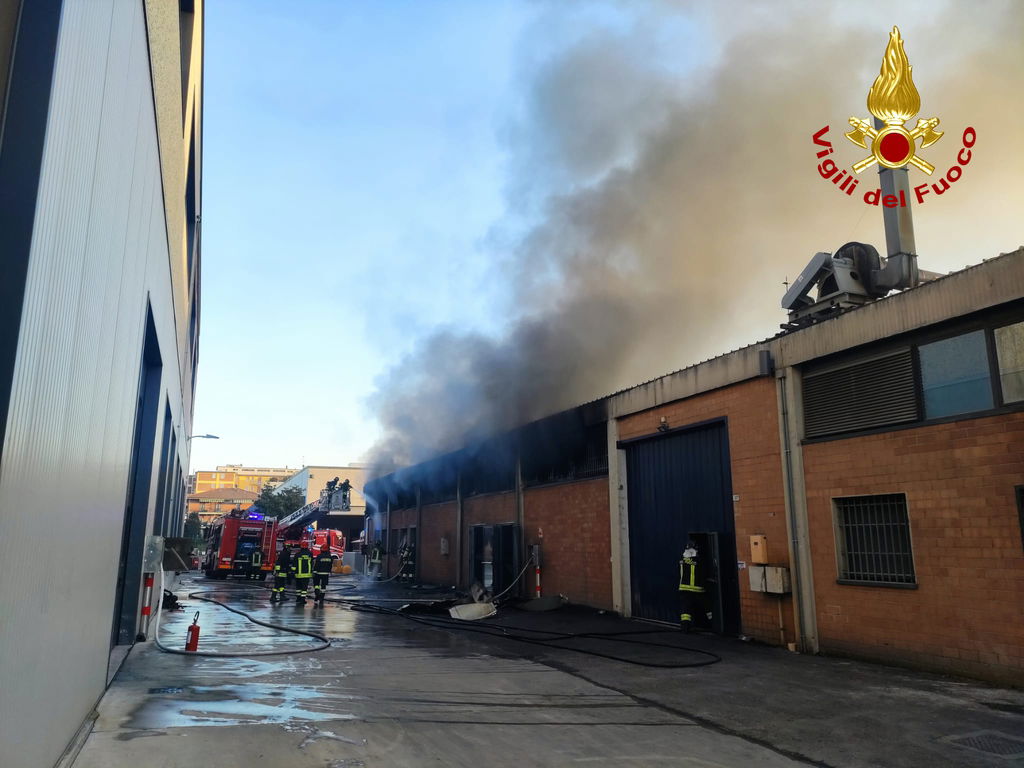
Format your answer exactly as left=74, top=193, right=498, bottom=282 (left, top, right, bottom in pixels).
left=246, top=511, right=264, bottom=521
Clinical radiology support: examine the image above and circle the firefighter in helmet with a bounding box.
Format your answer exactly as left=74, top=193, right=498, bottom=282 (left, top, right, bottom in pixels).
left=399, top=540, right=416, bottom=583
left=678, top=539, right=706, bottom=632
left=271, top=546, right=291, bottom=602
left=312, top=544, right=333, bottom=606
left=294, top=543, right=313, bottom=605
left=369, top=539, right=383, bottom=580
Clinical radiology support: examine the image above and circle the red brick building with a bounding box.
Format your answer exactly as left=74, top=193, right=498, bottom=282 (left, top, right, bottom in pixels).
left=365, top=249, right=1024, bottom=684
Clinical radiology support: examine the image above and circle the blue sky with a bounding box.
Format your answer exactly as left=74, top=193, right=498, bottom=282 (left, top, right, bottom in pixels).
left=190, top=1, right=1024, bottom=473
left=192, top=1, right=540, bottom=470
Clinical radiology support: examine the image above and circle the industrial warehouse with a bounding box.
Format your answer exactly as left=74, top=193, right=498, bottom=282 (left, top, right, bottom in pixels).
left=365, top=245, right=1024, bottom=685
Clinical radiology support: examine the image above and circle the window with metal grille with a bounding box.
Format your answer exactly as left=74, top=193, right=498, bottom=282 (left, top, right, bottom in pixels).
left=833, top=494, right=916, bottom=586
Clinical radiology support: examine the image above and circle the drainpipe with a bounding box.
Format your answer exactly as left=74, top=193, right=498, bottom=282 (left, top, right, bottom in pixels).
left=776, top=368, right=818, bottom=653
left=415, top=486, right=422, bottom=582
left=455, top=471, right=463, bottom=588
left=515, top=455, right=526, bottom=598
left=385, top=497, right=391, bottom=579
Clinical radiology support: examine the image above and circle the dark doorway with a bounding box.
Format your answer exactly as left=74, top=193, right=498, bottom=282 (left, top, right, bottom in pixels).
left=470, top=523, right=519, bottom=595
left=624, top=421, right=741, bottom=633
left=111, top=309, right=162, bottom=647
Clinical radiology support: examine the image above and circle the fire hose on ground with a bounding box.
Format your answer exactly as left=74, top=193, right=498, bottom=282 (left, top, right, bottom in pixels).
left=154, top=571, right=722, bottom=668
left=153, top=569, right=331, bottom=657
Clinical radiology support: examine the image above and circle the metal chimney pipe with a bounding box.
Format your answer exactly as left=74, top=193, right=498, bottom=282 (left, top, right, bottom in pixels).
left=874, top=118, right=917, bottom=259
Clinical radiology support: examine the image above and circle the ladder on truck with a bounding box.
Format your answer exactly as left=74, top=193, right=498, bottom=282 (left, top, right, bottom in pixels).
left=259, top=519, right=277, bottom=567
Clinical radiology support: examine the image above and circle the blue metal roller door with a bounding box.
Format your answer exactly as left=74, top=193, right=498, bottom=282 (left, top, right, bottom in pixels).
left=625, top=420, right=741, bottom=631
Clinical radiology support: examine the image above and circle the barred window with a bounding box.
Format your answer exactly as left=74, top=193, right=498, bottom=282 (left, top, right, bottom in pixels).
left=834, top=494, right=916, bottom=586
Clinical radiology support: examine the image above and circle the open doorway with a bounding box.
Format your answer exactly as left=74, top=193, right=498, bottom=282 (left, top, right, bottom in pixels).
left=470, top=523, right=519, bottom=595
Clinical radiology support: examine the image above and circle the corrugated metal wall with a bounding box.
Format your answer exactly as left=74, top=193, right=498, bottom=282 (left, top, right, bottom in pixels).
left=0, top=2, right=189, bottom=766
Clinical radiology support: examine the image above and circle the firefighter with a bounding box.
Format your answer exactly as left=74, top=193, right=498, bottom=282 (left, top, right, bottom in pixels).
left=312, top=545, right=333, bottom=606
left=369, top=540, right=383, bottom=580
left=248, top=545, right=263, bottom=581
left=271, top=546, right=291, bottom=602
left=678, top=539, right=706, bottom=633
left=399, top=541, right=415, bottom=582
left=406, top=541, right=416, bottom=582
left=294, top=543, right=313, bottom=605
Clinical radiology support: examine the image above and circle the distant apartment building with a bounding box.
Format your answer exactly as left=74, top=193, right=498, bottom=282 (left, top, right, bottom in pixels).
left=0, top=3, right=204, bottom=766
left=187, top=487, right=258, bottom=524
left=190, top=464, right=297, bottom=494
left=274, top=464, right=369, bottom=548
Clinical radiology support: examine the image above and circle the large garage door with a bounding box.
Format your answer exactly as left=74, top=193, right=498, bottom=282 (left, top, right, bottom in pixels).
left=625, top=421, right=741, bottom=632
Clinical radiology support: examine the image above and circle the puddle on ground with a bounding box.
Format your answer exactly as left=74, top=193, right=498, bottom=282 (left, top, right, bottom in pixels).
left=127, top=684, right=358, bottom=729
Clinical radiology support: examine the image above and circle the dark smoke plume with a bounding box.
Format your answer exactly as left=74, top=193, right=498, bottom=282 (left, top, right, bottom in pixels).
left=367, top=1, right=1024, bottom=471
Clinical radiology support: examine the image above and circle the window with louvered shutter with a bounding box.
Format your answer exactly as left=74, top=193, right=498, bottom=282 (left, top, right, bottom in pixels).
left=803, top=349, right=918, bottom=438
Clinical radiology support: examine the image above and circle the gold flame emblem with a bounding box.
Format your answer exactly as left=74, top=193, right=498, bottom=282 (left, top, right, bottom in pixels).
left=844, top=26, right=943, bottom=175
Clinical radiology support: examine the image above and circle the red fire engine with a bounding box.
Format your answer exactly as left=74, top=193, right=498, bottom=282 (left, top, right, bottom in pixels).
left=202, top=509, right=277, bottom=579
left=279, top=526, right=346, bottom=562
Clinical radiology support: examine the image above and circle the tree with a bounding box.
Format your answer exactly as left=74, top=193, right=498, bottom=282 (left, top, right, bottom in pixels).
left=184, top=512, right=202, bottom=543
left=255, top=484, right=308, bottom=519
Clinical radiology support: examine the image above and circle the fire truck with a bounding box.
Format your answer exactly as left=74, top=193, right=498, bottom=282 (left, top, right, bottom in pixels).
left=280, top=527, right=346, bottom=560
left=202, top=508, right=277, bottom=579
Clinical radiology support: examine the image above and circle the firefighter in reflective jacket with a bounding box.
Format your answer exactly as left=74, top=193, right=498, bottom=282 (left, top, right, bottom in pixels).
left=248, top=546, right=263, bottom=580
left=679, top=540, right=705, bottom=632
left=369, top=540, right=383, bottom=580
left=312, top=545, right=333, bottom=606
left=294, top=545, right=313, bottom=605
left=399, top=541, right=416, bottom=582
left=271, top=547, right=291, bottom=602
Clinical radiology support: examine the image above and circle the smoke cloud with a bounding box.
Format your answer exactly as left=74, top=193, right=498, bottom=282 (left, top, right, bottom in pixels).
left=367, top=1, right=1024, bottom=470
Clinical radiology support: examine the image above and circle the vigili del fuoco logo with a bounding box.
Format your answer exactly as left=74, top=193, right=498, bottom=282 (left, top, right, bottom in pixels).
left=812, top=26, right=975, bottom=208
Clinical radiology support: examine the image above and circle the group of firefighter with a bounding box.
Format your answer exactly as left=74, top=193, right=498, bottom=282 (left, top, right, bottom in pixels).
left=366, top=539, right=416, bottom=582
left=247, top=539, right=418, bottom=605
left=251, top=543, right=335, bottom=606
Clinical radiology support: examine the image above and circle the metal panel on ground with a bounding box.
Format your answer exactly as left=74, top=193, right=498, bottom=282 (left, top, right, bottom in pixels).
left=625, top=422, right=741, bottom=632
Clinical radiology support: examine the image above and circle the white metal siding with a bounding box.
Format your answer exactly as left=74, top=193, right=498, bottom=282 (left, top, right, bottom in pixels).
left=0, top=2, right=189, bottom=766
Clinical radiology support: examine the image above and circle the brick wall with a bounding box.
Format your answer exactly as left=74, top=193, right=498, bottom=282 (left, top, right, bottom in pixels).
left=617, top=377, right=795, bottom=645
left=803, top=411, right=1024, bottom=684
left=523, top=477, right=613, bottom=610
left=461, top=492, right=517, bottom=588
left=418, top=501, right=457, bottom=585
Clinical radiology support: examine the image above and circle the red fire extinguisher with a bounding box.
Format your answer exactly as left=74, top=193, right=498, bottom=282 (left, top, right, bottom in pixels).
left=185, top=611, right=201, bottom=652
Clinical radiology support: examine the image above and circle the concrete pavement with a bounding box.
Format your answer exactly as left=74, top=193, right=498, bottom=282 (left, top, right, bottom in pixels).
left=70, top=575, right=1024, bottom=767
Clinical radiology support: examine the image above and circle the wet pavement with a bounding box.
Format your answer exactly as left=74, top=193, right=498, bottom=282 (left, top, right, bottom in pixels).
left=71, top=574, right=1024, bottom=767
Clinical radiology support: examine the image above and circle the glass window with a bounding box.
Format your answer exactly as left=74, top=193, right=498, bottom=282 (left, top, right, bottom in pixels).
left=994, top=321, right=1024, bottom=404
left=918, top=331, right=993, bottom=418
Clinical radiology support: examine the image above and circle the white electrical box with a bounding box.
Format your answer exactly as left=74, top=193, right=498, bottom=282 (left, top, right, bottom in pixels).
left=748, top=565, right=791, bottom=594
left=440, top=537, right=449, bottom=556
